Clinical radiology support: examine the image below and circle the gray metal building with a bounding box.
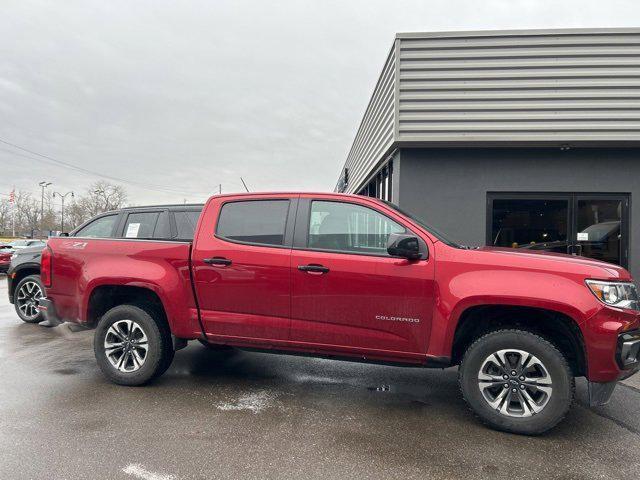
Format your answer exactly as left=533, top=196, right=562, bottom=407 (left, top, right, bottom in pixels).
left=336, top=28, right=640, bottom=277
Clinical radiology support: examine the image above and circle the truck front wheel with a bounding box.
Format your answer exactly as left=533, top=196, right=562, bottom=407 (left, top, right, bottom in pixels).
left=459, top=329, right=574, bottom=435
left=94, top=304, right=174, bottom=386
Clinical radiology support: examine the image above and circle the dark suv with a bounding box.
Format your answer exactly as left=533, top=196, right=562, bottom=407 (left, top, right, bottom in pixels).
left=7, top=204, right=203, bottom=323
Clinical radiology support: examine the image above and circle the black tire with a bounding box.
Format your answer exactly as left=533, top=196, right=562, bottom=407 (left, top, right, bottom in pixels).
left=459, top=329, right=574, bottom=435
left=94, top=304, right=174, bottom=386
left=14, top=274, right=45, bottom=323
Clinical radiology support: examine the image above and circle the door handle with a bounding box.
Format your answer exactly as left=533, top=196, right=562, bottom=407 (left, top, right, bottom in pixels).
left=298, top=264, right=329, bottom=274
left=204, top=257, right=232, bottom=266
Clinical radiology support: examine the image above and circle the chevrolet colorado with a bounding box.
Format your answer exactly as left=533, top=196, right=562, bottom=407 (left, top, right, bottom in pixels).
left=39, top=192, right=640, bottom=434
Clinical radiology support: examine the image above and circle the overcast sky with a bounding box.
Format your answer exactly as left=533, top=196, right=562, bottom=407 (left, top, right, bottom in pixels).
left=2, top=0, right=640, bottom=205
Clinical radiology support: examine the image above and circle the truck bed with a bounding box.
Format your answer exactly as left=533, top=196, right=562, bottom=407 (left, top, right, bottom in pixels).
left=44, top=237, right=201, bottom=338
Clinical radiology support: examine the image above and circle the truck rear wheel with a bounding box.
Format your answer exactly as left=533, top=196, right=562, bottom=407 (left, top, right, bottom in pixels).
left=94, top=304, right=174, bottom=386
left=458, top=329, right=574, bottom=435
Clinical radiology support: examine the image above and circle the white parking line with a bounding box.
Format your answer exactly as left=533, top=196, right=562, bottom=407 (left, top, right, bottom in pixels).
left=123, top=464, right=176, bottom=480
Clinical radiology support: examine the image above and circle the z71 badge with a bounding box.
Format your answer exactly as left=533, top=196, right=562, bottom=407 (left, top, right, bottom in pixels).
left=62, top=241, right=88, bottom=250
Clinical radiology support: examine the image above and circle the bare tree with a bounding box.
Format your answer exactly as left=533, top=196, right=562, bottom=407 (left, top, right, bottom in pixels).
left=13, top=191, right=40, bottom=237
left=65, top=182, right=128, bottom=230
left=3, top=182, right=127, bottom=237
left=83, top=181, right=127, bottom=217
left=0, top=199, right=11, bottom=236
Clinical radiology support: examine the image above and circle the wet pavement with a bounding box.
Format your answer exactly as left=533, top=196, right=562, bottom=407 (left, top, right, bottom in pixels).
left=1, top=276, right=640, bottom=479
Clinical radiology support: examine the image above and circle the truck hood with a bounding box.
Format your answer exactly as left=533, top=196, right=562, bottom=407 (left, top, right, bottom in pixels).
left=472, top=246, right=632, bottom=281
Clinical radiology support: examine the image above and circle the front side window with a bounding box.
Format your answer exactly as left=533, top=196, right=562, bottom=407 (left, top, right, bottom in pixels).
left=75, top=214, right=118, bottom=238
left=308, top=201, right=405, bottom=255
left=217, top=200, right=290, bottom=247
left=123, top=212, right=161, bottom=239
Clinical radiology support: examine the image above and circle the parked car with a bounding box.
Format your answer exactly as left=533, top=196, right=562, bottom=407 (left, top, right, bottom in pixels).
left=0, top=249, right=12, bottom=272
left=8, top=239, right=46, bottom=250
left=7, top=204, right=202, bottom=324
left=39, top=192, right=639, bottom=435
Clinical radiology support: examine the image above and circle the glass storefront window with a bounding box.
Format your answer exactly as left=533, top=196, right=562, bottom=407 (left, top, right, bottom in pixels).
left=491, top=199, right=569, bottom=253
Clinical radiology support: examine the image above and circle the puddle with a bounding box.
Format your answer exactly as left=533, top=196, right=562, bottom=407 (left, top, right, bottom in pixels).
left=215, top=390, right=278, bottom=414
left=367, top=385, right=391, bottom=392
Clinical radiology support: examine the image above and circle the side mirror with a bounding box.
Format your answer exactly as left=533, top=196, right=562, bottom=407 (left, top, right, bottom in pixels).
left=387, top=233, right=422, bottom=260
left=60, top=232, right=69, bottom=237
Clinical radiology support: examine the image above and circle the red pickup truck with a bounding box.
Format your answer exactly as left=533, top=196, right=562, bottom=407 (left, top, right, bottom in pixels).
left=39, top=192, right=640, bottom=434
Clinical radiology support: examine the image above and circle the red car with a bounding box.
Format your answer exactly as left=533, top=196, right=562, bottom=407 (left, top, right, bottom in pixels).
left=39, top=192, right=640, bottom=434
left=0, top=249, right=12, bottom=272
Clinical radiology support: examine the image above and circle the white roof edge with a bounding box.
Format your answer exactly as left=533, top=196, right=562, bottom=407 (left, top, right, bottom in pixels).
left=396, top=27, right=640, bottom=40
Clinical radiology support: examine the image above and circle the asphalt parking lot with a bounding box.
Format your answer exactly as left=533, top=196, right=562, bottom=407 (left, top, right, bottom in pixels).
left=1, top=276, right=640, bottom=479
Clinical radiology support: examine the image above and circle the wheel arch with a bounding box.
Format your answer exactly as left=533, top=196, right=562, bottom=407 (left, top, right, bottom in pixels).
left=85, top=284, right=170, bottom=331
left=9, top=264, right=41, bottom=299
left=451, top=304, right=587, bottom=377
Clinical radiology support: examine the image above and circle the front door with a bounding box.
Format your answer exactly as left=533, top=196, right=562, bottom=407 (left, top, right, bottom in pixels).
left=191, top=197, right=296, bottom=342
left=290, top=197, right=435, bottom=358
left=488, top=193, right=629, bottom=268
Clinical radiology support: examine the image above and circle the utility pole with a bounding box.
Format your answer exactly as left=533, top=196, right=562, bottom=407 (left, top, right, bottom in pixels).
left=38, top=181, right=52, bottom=239
left=53, top=191, right=74, bottom=233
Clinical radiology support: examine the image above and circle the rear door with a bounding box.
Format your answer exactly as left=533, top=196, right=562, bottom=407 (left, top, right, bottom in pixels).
left=289, top=196, right=435, bottom=357
left=191, top=196, right=297, bottom=342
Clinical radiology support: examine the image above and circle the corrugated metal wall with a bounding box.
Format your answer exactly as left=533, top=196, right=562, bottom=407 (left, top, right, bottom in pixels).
left=338, top=44, right=396, bottom=193
left=339, top=28, right=640, bottom=193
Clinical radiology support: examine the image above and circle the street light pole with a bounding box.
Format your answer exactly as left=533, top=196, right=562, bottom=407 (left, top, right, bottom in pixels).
left=53, top=191, right=74, bottom=233
left=38, top=181, right=52, bottom=238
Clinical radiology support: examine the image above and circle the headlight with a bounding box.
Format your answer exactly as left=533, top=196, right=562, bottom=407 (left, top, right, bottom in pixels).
left=586, top=280, right=639, bottom=311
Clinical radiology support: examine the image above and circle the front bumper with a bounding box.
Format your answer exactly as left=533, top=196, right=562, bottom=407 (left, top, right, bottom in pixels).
left=37, top=298, right=63, bottom=326
left=588, top=329, right=640, bottom=406
left=617, top=330, right=640, bottom=370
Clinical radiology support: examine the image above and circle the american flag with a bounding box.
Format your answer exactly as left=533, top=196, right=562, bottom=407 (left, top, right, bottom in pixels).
left=9, top=187, right=15, bottom=204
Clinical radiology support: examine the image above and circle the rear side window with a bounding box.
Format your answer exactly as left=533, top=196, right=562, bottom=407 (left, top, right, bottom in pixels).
left=123, top=212, right=160, bottom=238
left=75, top=214, right=118, bottom=238
left=216, top=200, right=289, bottom=247
left=174, top=210, right=202, bottom=240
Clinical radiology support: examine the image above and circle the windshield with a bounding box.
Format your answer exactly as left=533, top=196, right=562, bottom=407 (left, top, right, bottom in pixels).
left=382, top=200, right=462, bottom=248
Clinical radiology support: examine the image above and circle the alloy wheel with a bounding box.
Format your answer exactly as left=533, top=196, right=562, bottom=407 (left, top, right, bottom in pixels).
left=477, top=348, right=553, bottom=417
left=16, top=281, right=43, bottom=321
left=104, top=319, right=149, bottom=373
